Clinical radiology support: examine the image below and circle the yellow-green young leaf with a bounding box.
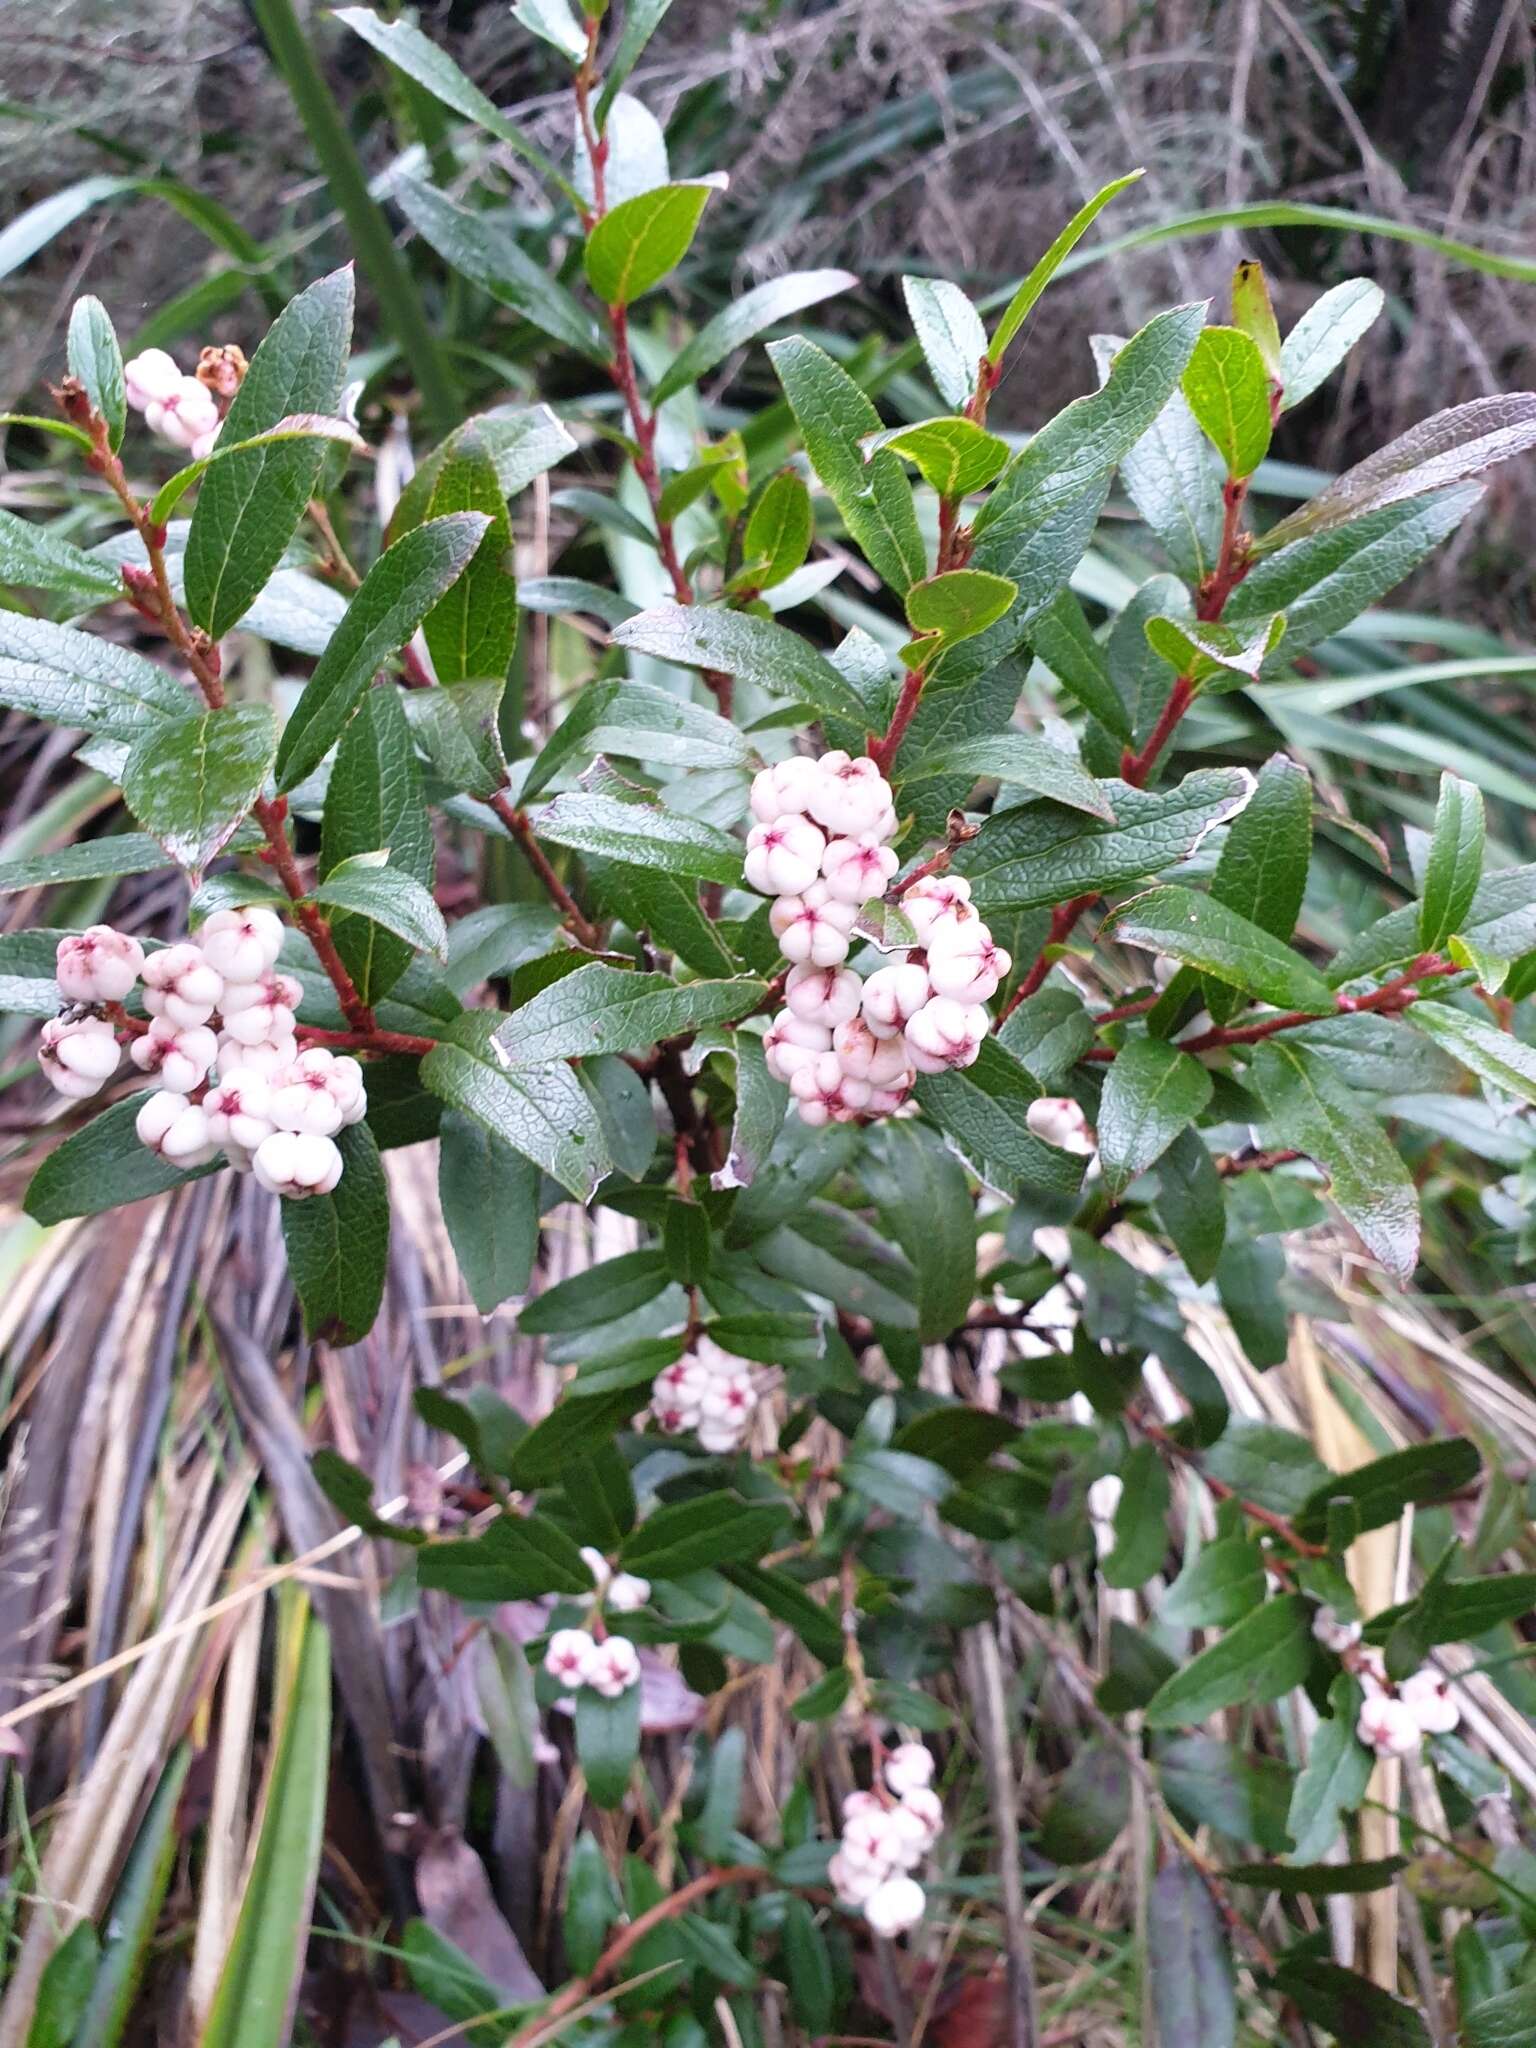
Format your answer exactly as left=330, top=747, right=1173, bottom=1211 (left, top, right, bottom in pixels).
left=495, top=963, right=765, bottom=1066
left=987, top=168, right=1144, bottom=365
left=66, top=293, right=126, bottom=449
left=1419, top=771, right=1485, bottom=950
left=1251, top=1040, right=1419, bottom=1281
left=1181, top=325, right=1273, bottom=479
left=122, top=705, right=276, bottom=875
left=1406, top=1000, right=1536, bottom=1106
left=584, top=181, right=716, bottom=305
left=1091, top=331, right=1225, bottom=587
left=737, top=472, right=813, bottom=591
left=611, top=603, right=868, bottom=722
left=280, top=1124, right=391, bottom=1343
left=1147, top=1861, right=1238, bottom=2048
left=184, top=267, right=354, bottom=640
left=1279, top=277, right=1384, bottom=412
left=866, top=415, right=1010, bottom=499
left=421, top=1011, right=612, bottom=1199
left=1446, top=933, right=1509, bottom=992
left=657, top=439, right=744, bottom=522
left=902, top=274, right=988, bottom=410
left=275, top=512, right=490, bottom=791
left=1143, top=611, right=1286, bottom=690
left=903, top=568, right=1017, bottom=659
left=651, top=269, right=857, bottom=406
left=1231, top=258, right=1282, bottom=380
left=1106, top=884, right=1335, bottom=1013
left=1097, top=1035, right=1213, bottom=1197
left=1144, top=1592, right=1313, bottom=1725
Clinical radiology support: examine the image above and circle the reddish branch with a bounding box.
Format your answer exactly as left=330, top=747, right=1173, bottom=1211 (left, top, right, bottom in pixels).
left=1140, top=1417, right=1327, bottom=1557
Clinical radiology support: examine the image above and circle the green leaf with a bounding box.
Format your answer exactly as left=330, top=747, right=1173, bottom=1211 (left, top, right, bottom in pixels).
left=1202, top=750, right=1312, bottom=1023
left=1406, top=1000, right=1536, bottom=1106
left=311, top=1448, right=420, bottom=1543
left=1155, top=1125, right=1226, bottom=1284
left=1215, top=1235, right=1290, bottom=1370
left=584, top=182, right=715, bottom=305
left=1229, top=1857, right=1410, bottom=1895
left=511, top=0, right=586, bottom=60
left=518, top=1249, right=667, bottom=1335
left=903, top=569, right=1018, bottom=658
left=769, top=335, right=927, bottom=593
left=779, top=1895, right=833, bottom=2036
left=0, top=834, right=166, bottom=897
left=409, top=427, right=519, bottom=689
left=596, top=0, right=675, bottom=124
left=1144, top=1593, right=1313, bottom=1726
left=611, top=602, right=868, bottom=722
left=1031, top=590, right=1133, bottom=741
left=67, top=293, right=126, bottom=449
left=391, top=174, right=604, bottom=360
left=707, top=1031, right=784, bottom=1192
left=952, top=766, right=1251, bottom=915
left=403, top=676, right=509, bottom=800
left=868, top=415, right=1010, bottom=499
left=652, top=269, right=857, bottom=406
left=275, top=513, right=489, bottom=791
left=420, top=1011, right=612, bottom=1200
left=622, top=1493, right=788, bottom=1579
left=1257, top=392, right=1536, bottom=553
left=576, top=1683, right=642, bottom=1809
left=1104, top=1443, right=1171, bottom=1588
left=0, top=509, right=124, bottom=606
left=1251, top=1041, right=1420, bottom=1281
left=150, top=414, right=366, bottom=526
left=987, top=170, right=1144, bottom=364
left=184, top=267, right=353, bottom=639
left=863, top=1120, right=977, bottom=1341
left=1288, top=1674, right=1371, bottom=1862
left=1160, top=1537, right=1267, bottom=1630
left=532, top=789, right=743, bottom=884
left=26, top=1919, right=98, bottom=2048
left=1097, top=1035, right=1213, bottom=1197
left=418, top=1511, right=593, bottom=1599
left=902, top=274, right=988, bottom=409
left=736, top=472, right=814, bottom=591
left=1106, top=884, right=1335, bottom=1013
left=279, top=1123, right=390, bottom=1344
left=520, top=677, right=749, bottom=803
left=1096, top=337, right=1225, bottom=586
left=1156, top=1734, right=1295, bottom=1853
left=1466, top=1984, right=1536, bottom=2047
left=1420, top=772, right=1485, bottom=951
left=915, top=1037, right=1087, bottom=1204
left=1273, top=1959, right=1430, bottom=2048
left=499, top=964, right=763, bottom=1066
left=563, top=1834, right=619, bottom=1977
left=1181, top=325, right=1272, bottom=478
left=589, top=860, right=742, bottom=980
left=1039, top=1741, right=1131, bottom=1862
left=1279, top=278, right=1384, bottom=411
left=121, top=705, right=276, bottom=876
left=438, top=1111, right=540, bottom=1314
left=320, top=683, right=435, bottom=1004
left=1143, top=611, right=1286, bottom=689
left=312, top=858, right=448, bottom=962
left=1294, top=1438, right=1481, bottom=1545
left=1231, top=259, right=1283, bottom=379
left=1147, top=1860, right=1237, bottom=2048
left=0, top=612, right=194, bottom=740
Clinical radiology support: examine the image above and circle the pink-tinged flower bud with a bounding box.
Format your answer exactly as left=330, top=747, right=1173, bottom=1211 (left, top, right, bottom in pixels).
left=220, top=999, right=298, bottom=1046
left=700, top=1372, right=756, bottom=1426
left=1025, top=1096, right=1096, bottom=1156
left=135, top=1090, right=216, bottom=1165
left=141, top=943, right=223, bottom=1029
left=864, top=1874, right=926, bottom=1937
left=585, top=1634, right=641, bottom=1698
left=820, top=835, right=899, bottom=906
left=123, top=348, right=183, bottom=412
left=251, top=1129, right=344, bottom=1199
left=763, top=1010, right=832, bottom=1083
left=190, top=422, right=222, bottom=463
left=806, top=755, right=894, bottom=839
left=771, top=891, right=851, bottom=967
left=749, top=755, right=825, bottom=823
left=842, top=1789, right=884, bottom=1821
left=791, top=1051, right=873, bottom=1125
left=220, top=1031, right=297, bottom=1078
left=155, top=376, right=220, bottom=450
left=1357, top=1694, right=1421, bottom=1759
left=607, top=1571, right=651, bottom=1612
left=744, top=813, right=826, bottom=896
left=652, top=1395, right=702, bottom=1435
left=899, top=1785, right=944, bottom=1842
left=785, top=963, right=864, bottom=1028
left=55, top=925, right=145, bottom=1004
left=544, top=1627, right=597, bottom=1689
left=203, top=1068, right=276, bottom=1153
left=579, top=1546, right=612, bottom=1592
left=867, top=1080, right=914, bottom=1116
left=883, top=1804, right=932, bottom=1869
left=130, top=1019, right=218, bottom=1094
left=829, top=1850, right=884, bottom=1908
left=1356, top=1646, right=1388, bottom=1697
left=884, top=1742, right=935, bottom=1797
left=902, top=874, right=977, bottom=943
left=1400, top=1668, right=1459, bottom=1736
left=832, top=1015, right=912, bottom=1087
left=654, top=1357, right=710, bottom=1407
left=268, top=1047, right=356, bottom=1137
left=861, top=962, right=932, bottom=1039
left=926, top=922, right=1011, bottom=1003
left=1311, top=1605, right=1363, bottom=1654
left=841, top=1808, right=904, bottom=1873
left=38, top=1014, right=121, bottom=1097
left=696, top=1417, right=747, bottom=1453
left=199, top=905, right=285, bottom=982
left=904, top=996, right=988, bottom=1074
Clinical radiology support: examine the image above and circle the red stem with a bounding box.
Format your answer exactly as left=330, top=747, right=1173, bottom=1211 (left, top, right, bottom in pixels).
left=1000, top=894, right=1098, bottom=1020
left=298, top=1025, right=436, bottom=1057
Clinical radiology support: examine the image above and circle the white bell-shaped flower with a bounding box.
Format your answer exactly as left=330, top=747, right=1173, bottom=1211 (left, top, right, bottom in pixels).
left=54, top=925, right=145, bottom=1005
left=135, top=1090, right=216, bottom=1165
left=251, top=1129, right=344, bottom=1199
left=199, top=905, right=286, bottom=982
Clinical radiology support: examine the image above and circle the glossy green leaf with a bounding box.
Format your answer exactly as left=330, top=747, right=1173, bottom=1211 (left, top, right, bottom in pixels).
left=1252, top=1041, right=1420, bottom=1281
left=67, top=292, right=126, bottom=449
left=1406, top=1000, right=1536, bottom=1106
left=1031, top=590, right=1132, bottom=740
left=1273, top=1959, right=1430, bottom=2048
left=1279, top=277, right=1384, bottom=411
left=915, top=1038, right=1087, bottom=1203
left=1147, top=1860, right=1236, bottom=2048
left=596, top=0, right=675, bottom=123
left=868, top=415, right=1010, bottom=499
left=1465, top=1984, right=1536, bottom=2047
left=122, top=706, right=276, bottom=875
left=622, top=1493, right=788, bottom=1578
left=1202, top=750, right=1312, bottom=1023
left=279, top=1123, right=389, bottom=1343
left=987, top=169, right=1143, bottom=363
left=611, top=603, right=866, bottom=722
left=532, top=789, right=743, bottom=884
left=584, top=182, right=715, bottom=305
left=575, top=1682, right=641, bottom=1809
left=184, top=267, right=353, bottom=639
left=903, top=569, right=1017, bottom=656
left=1108, top=884, right=1334, bottom=1013
left=1294, top=1438, right=1481, bottom=1545
left=736, top=472, right=814, bottom=591
left=0, top=834, right=166, bottom=897
left=1215, top=1235, right=1290, bottom=1370
left=23, top=1093, right=219, bottom=1223
left=1104, top=1444, right=1172, bottom=1588
left=418, top=1511, right=592, bottom=1599
left=511, top=0, right=586, bottom=59
left=312, top=859, right=447, bottom=962
left=779, top=1895, right=833, bottom=2035
left=1155, top=1125, right=1226, bottom=1283
left=0, top=509, right=124, bottom=606
left=520, top=677, right=749, bottom=803
left=1160, top=1537, right=1266, bottom=1630
left=319, top=683, right=434, bottom=1004
left=1097, top=335, right=1225, bottom=586
left=406, top=427, right=519, bottom=688
left=275, top=513, right=489, bottom=790
left=863, top=1119, right=977, bottom=1341
left=1230, top=259, right=1282, bottom=380
left=1288, top=1673, right=1371, bottom=1862
left=1144, top=1593, right=1313, bottom=1726
left=497, top=964, right=763, bottom=1066
left=1143, top=611, right=1285, bottom=689
left=1420, top=772, right=1484, bottom=951
left=652, top=269, right=857, bottom=405
left=902, top=274, right=987, bottom=408
left=1181, top=325, right=1272, bottom=478
left=420, top=1010, right=611, bottom=1200
left=0, top=612, right=193, bottom=740
left=1098, top=1035, right=1213, bottom=1197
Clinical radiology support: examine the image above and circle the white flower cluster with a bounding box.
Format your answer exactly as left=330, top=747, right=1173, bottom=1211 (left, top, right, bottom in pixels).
left=541, top=1549, right=650, bottom=1698
left=1312, top=1608, right=1461, bottom=1758
left=747, top=754, right=1009, bottom=1127
left=648, top=1338, right=759, bottom=1454
left=828, top=1743, right=943, bottom=1938
left=123, top=349, right=221, bottom=459
left=39, top=911, right=367, bottom=1198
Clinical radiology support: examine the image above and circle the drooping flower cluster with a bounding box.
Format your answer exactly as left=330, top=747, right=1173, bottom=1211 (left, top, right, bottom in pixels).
left=747, top=754, right=1009, bottom=1126
left=541, top=1549, right=650, bottom=1698
left=123, top=348, right=223, bottom=460
left=828, top=1743, right=943, bottom=1938
left=1312, top=1608, right=1461, bottom=1758
left=39, top=910, right=366, bottom=1198
left=647, top=1337, right=759, bottom=1454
